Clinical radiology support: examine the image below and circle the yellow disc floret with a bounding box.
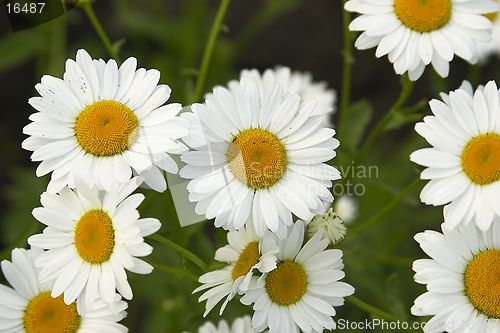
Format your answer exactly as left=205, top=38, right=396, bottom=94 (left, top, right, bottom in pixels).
left=74, top=209, right=115, bottom=264
left=462, top=133, right=500, bottom=185
left=464, top=249, right=500, bottom=318
left=24, top=292, right=80, bottom=333
left=227, top=128, right=287, bottom=189
left=74, top=100, right=139, bottom=156
left=231, top=241, right=260, bottom=281
left=265, top=260, right=307, bottom=306
left=394, top=0, right=452, bottom=32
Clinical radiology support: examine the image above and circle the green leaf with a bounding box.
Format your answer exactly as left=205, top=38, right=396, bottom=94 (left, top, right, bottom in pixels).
left=343, top=99, right=373, bottom=154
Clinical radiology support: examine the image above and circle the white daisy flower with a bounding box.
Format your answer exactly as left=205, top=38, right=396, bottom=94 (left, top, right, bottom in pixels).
left=0, top=247, right=128, bottom=332
left=180, top=77, right=341, bottom=239
left=345, top=0, right=500, bottom=80
left=22, top=49, right=189, bottom=193
left=240, top=221, right=355, bottom=333
left=410, top=80, right=500, bottom=231
left=307, top=207, right=347, bottom=246
left=27, top=176, right=161, bottom=315
left=183, top=315, right=257, bottom=333
left=411, top=222, right=500, bottom=333
left=478, top=3, right=500, bottom=61
left=193, top=218, right=278, bottom=317
left=332, top=195, right=358, bottom=225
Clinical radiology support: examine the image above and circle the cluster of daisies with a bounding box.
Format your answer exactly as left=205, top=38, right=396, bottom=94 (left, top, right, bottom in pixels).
left=0, top=48, right=356, bottom=333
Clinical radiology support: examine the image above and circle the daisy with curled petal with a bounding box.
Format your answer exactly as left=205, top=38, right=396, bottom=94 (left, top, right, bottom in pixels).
left=180, top=77, right=341, bottom=239
left=478, top=2, right=500, bottom=61
left=410, top=80, right=500, bottom=231
left=412, top=221, right=500, bottom=333
left=22, top=49, right=189, bottom=193
left=0, top=247, right=128, bottom=333
left=345, top=0, right=500, bottom=80
left=183, top=315, right=257, bottom=333
left=193, top=218, right=278, bottom=317
left=240, top=221, right=355, bottom=333
left=27, top=177, right=161, bottom=315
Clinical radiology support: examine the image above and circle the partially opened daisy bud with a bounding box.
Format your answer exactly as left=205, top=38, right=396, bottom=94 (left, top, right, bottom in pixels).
left=410, top=80, right=500, bottom=231
left=27, top=176, right=161, bottom=315
left=345, top=0, right=500, bottom=80
left=22, top=49, right=189, bottom=193
left=180, top=77, right=341, bottom=239
left=193, top=218, right=278, bottom=317
left=412, top=222, right=500, bottom=332
left=0, top=247, right=128, bottom=332
left=307, top=207, right=347, bottom=246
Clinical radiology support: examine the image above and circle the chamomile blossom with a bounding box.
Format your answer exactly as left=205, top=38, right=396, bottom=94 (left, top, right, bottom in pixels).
left=0, top=247, right=128, bottom=333
left=22, top=49, right=189, bottom=193
left=27, top=177, right=161, bottom=315
left=478, top=2, right=500, bottom=61
left=180, top=77, right=340, bottom=239
left=412, top=222, right=500, bottom=332
left=345, top=0, right=500, bottom=80
left=410, top=80, right=500, bottom=231
left=241, top=221, right=355, bottom=333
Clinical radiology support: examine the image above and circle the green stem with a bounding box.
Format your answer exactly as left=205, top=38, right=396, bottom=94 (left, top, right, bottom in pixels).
left=82, top=2, right=121, bottom=65
left=147, top=234, right=208, bottom=272
left=347, top=296, right=400, bottom=322
left=147, top=261, right=199, bottom=282
left=338, top=0, right=354, bottom=145
left=353, top=177, right=420, bottom=235
left=191, top=0, right=231, bottom=103
left=354, top=75, right=414, bottom=165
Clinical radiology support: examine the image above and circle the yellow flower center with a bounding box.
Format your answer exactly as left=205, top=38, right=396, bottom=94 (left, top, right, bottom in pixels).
left=394, top=0, right=452, bottom=32
left=23, top=292, right=80, bottom=333
left=461, top=133, right=500, bottom=185
left=265, top=260, right=307, bottom=306
left=227, top=128, right=287, bottom=189
left=483, top=7, right=499, bottom=22
left=231, top=241, right=260, bottom=281
left=74, top=209, right=115, bottom=264
left=464, top=249, right=500, bottom=318
left=74, top=100, right=139, bottom=156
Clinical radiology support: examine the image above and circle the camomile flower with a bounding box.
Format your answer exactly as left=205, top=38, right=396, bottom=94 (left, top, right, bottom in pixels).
left=478, top=2, right=500, bottom=61
left=183, top=315, right=257, bottom=333
left=410, top=80, right=500, bottom=231
left=180, top=77, right=340, bottom=239
left=411, top=222, right=500, bottom=332
left=27, top=177, right=161, bottom=315
left=22, top=49, right=189, bottom=193
left=345, top=0, right=500, bottom=80
left=0, top=247, right=128, bottom=333
left=307, top=207, right=347, bottom=246
left=240, top=221, right=355, bottom=333
left=193, top=218, right=278, bottom=317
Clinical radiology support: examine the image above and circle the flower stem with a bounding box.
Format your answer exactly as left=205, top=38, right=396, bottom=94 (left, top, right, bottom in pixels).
left=81, top=1, right=121, bottom=65
left=353, top=176, right=420, bottom=235
left=354, top=75, right=414, bottom=165
left=191, top=0, right=231, bottom=103
left=338, top=0, right=354, bottom=145
left=347, top=296, right=400, bottom=322
left=147, top=261, right=199, bottom=282
left=147, top=234, right=208, bottom=272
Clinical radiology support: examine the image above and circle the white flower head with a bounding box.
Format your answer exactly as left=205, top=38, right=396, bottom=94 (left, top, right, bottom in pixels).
left=332, top=194, right=358, bottom=225
left=307, top=208, right=347, bottom=246
left=410, top=80, right=500, bottom=231
left=478, top=2, right=500, bottom=61
left=0, top=247, right=128, bottom=332
left=345, top=0, right=500, bottom=80
left=27, top=176, right=161, bottom=315
left=22, top=49, right=189, bottom=193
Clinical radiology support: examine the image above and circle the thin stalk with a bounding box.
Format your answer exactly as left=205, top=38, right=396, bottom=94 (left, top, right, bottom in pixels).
left=347, top=296, right=401, bottom=322
left=82, top=1, right=121, bottom=65
left=353, top=177, right=420, bottom=235
left=148, top=261, right=199, bottom=282
left=147, top=234, right=208, bottom=272
left=191, top=0, right=231, bottom=103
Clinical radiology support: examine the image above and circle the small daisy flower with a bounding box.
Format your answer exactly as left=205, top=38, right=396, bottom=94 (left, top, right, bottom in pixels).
left=193, top=218, right=278, bottom=317
left=241, top=221, right=355, bottom=333
left=412, top=222, right=500, bottom=332
left=345, top=0, right=500, bottom=80
left=27, top=177, right=161, bottom=314
left=478, top=2, right=500, bottom=61
left=332, top=195, right=358, bottom=225
left=307, top=208, right=347, bottom=246
left=22, top=49, right=189, bottom=193
left=0, top=247, right=128, bottom=332
left=183, top=315, right=257, bottom=333
left=410, top=80, right=500, bottom=231
left=180, top=77, right=340, bottom=238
